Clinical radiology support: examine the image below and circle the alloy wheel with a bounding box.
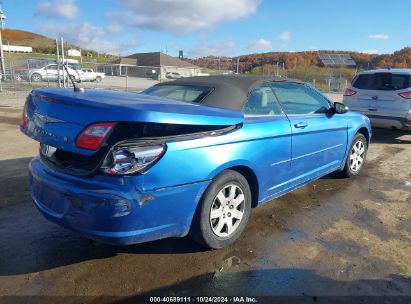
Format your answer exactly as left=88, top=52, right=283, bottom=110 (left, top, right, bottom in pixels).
left=209, top=184, right=245, bottom=237
left=349, top=140, right=365, bottom=172
left=31, top=74, right=41, bottom=82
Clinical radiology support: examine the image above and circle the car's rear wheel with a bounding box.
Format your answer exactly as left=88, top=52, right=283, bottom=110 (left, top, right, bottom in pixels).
left=30, top=73, right=42, bottom=82
left=190, top=170, right=251, bottom=249
left=340, top=133, right=368, bottom=177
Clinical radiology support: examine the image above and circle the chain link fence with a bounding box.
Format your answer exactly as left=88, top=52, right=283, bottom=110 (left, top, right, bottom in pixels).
left=0, top=57, right=161, bottom=95
left=286, top=69, right=355, bottom=93
left=0, top=56, right=353, bottom=108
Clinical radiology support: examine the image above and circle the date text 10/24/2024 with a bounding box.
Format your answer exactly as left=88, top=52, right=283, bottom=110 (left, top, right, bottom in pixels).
left=149, top=296, right=258, bottom=303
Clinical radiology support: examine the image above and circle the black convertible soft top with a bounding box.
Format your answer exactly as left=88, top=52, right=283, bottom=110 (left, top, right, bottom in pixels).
left=155, top=75, right=303, bottom=111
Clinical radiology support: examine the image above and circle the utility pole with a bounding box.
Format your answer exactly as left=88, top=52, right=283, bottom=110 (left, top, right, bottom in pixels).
left=0, top=4, right=7, bottom=80
left=56, top=39, right=61, bottom=87
left=61, top=37, right=66, bottom=87
left=79, top=47, right=82, bottom=65
left=236, top=57, right=239, bottom=74
left=260, top=55, right=263, bottom=75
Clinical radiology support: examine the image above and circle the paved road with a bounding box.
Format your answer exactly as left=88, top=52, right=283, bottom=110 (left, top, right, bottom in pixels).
left=0, top=107, right=410, bottom=300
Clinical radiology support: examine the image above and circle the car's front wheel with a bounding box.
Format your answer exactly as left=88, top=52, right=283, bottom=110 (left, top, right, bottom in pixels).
left=340, top=133, right=368, bottom=177
left=191, top=170, right=251, bottom=249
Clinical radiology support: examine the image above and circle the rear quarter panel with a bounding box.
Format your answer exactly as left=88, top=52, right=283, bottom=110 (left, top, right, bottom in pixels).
left=138, top=116, right=292, bottom=204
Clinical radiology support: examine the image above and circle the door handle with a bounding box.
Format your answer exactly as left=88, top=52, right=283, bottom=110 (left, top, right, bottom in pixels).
left=294, top=122, right=308, bottom=129
left=368, top=108, right=378, bottom=111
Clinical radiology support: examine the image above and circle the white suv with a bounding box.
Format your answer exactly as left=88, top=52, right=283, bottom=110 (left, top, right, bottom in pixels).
left=343, top=69, right=411, bottom=130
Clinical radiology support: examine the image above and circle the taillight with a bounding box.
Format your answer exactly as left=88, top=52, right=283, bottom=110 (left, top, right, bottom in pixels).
left=406, top=121, right=411, bottom=127
left=398, top=91, right=411, bottom=99
left=344, top=88, right=357, bottom=96
left=76, top=122, right=116, bottom=150
left=21, top=103, right=28, bottom=128
left=101, top=144, right=166, bottom=175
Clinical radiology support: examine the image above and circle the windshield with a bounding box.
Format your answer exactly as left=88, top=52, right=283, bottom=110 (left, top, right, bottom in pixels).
left=67, top=63, right=81, bottom=70
left=141, top=85, right=213, bottom=103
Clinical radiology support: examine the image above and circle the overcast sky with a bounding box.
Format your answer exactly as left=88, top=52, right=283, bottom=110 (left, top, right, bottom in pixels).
left=4, top=0, right=411, bottom=57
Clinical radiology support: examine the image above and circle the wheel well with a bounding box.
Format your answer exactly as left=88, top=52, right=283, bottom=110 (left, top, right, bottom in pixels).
left=357, top=127, right=370, bottom=144
left=228, top=166, right=259, bottom=208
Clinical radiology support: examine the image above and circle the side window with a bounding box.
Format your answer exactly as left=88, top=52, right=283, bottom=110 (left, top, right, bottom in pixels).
left=271, top=83, right=330, bottom=115
left=46, top=65, right=57, bottom=70
left=243, top=84, right=283, bottom=116
left=159, top=87, right=204, bottom=102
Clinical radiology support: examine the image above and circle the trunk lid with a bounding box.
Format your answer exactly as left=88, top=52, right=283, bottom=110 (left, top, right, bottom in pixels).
left=22, top=88, right=243, bottom=156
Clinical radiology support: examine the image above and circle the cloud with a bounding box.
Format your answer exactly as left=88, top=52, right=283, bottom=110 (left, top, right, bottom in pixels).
left=36, top=0, right=79, bottom=20
left=278, top=31, right=291, bottom=41
left=368, top=33, right=389, bottom=40
left=247, top=38, right=273, bottom=51
left=39, top=22, right=139, bottom=55
left=187, top=40, right=236, bottom=58
left=111, top=0, right=261, bottom=34
left=362, top=49, right=379, bottom=54
left=309, top=46, right=319, bottom=51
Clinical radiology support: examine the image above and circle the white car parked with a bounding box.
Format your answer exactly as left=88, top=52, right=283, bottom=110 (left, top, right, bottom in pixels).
left=343, top=69, right=411, bottom=130
left=81, top=68, right=106, bottom=82
left=166, top=72, right=184, bottom=79
left=28, top=64, right=80, bottom=83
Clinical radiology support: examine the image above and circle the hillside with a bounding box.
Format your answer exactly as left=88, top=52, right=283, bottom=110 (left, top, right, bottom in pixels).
left=2, top=28, right=99, bottom=56
left=2, top=29, right=51, bottom=46
left=189, top=48, right=411, bottom=73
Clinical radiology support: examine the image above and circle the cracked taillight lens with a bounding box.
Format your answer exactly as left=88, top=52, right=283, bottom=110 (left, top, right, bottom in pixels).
left=101, top=144, right=166, bottom=175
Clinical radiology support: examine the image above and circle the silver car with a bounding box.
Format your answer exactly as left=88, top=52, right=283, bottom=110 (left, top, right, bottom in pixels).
left=166, top=72, right=183, bottom=79
left=343, top=69, right=411, bottom=130
left=28, top=64, right=80, bottom=82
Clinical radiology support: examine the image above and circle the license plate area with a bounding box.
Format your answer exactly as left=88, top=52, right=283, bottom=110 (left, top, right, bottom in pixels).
left=40, top=143, right=57, bottom=159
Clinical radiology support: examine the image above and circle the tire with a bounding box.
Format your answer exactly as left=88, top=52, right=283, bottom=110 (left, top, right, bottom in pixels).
left=340, top=133, right=368, bottom=178
left=30, top=73, right=42, bottom=82
left=190, top=170, right=252, bottom=249
left=96, top=76, right=102, bottom=82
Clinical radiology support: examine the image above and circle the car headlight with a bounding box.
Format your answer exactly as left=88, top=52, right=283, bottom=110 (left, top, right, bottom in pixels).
left=101, top=143, right=166, bottom=175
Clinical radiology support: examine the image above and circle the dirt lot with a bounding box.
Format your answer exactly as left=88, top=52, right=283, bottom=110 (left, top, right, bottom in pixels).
left=0, top=102, right=410, bottom=301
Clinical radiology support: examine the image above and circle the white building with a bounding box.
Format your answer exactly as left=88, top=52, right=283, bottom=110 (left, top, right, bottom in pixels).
left=3, top=45, right=32, bottom=53
left=67, top=49, right=81, bottom=57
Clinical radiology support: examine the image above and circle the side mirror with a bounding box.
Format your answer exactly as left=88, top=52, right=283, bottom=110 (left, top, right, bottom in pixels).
left=330, top=102, right=349, bottom=114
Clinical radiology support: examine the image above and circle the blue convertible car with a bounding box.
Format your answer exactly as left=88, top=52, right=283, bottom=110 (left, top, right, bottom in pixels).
left=21, top=75, right=371, bottom=248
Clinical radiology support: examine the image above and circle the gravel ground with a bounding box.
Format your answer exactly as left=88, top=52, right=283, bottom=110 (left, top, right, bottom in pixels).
left=0, top=96, right=410, bottom=301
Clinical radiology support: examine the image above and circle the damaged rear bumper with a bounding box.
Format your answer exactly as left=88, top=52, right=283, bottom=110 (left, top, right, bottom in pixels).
left=29, top=157, right=210, bottom=245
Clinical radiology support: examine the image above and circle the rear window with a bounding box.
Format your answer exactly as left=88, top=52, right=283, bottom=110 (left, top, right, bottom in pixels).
left=352, top=73, right=411, bottom=91
left=142, top=85, right=212, bottom=103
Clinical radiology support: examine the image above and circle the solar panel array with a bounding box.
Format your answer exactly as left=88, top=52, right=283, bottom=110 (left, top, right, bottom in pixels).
left=319, top=54, right=356, bottom=67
